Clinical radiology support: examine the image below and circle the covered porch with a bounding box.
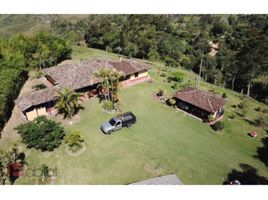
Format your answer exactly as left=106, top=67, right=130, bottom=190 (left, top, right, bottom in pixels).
left=175, top=99, right=224, bottom=122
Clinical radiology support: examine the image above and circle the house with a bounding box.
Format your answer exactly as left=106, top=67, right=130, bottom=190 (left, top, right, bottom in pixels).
left=15, top=58, right=150, bottom=121
left=173, top=87, right=227, bottom=121
left=130, top=174, right=183, bottom=185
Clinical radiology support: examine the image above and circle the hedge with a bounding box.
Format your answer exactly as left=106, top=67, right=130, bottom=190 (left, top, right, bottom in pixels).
left=0, top=68, right=27, bottom=131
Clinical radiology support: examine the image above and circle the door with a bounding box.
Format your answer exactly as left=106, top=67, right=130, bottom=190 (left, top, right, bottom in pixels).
left=114, top=121, right=122, bottom=131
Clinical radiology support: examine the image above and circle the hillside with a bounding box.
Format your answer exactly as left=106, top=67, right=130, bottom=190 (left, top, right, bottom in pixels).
left=0, top=46, right=267, bottom=184
left=0, top=14, right=88, bottom=37
left=0, top=14, right=267, bottom=104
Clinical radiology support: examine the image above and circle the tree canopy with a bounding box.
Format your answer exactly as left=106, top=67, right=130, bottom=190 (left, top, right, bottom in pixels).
left=0, top=31, right=72, bottom=132
left=15, top=116, right=65, bottom=151
left=55, top=88, right=83, bottom=119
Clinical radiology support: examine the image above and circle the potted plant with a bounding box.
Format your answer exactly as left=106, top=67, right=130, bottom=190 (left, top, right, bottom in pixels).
left=168, top=98, right=176, bottom=108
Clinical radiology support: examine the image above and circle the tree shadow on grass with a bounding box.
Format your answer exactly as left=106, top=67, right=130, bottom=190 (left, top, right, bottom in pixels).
left=243, top=118, right=256, bottom=126
left=255, top=136, right=268, bottom=167
left=234, top=111, right=245, bottom=118
left=56, top=105, right=85, bottom=119
left=223, top=163, right=268, bottom=185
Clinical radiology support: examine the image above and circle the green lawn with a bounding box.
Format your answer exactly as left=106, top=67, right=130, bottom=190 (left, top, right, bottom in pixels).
left=7, top=46, right=268, bottom=184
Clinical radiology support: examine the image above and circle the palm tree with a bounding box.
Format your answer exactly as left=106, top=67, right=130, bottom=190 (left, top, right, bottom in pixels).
left=54, top=88, right=83, bottom=119
left=94, top=67, right=123, bottom=108
left=94, top=68, right=111, bottom=101
left=109, top=69, right=124, bottom=105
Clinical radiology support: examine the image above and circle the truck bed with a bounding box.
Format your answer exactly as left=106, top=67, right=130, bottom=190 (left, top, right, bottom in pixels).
left=118, top=112, right=136, bottom=125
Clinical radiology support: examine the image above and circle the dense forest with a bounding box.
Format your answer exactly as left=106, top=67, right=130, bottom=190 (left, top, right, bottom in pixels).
left=0, top=14, right=267, bottom=131
left=0, top=32, right=72, bottom=131
left=45, top=15, right=268, bottom=103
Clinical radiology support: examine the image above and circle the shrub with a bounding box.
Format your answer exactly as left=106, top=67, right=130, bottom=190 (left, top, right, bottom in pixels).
left=64, top=131, right=84, bottom=149
left=165, top=57, right=177, bottom=67
left=168, top=71, right=184, bottom=83
left=208, top=114, right=216, bottom=122
left=180, top=54, right=192, bottom=70
left=181, top=81, right=193, bottom=89
left=168, top=98, right=176, bottom=107
left=238, top=99, right=248, bottom=110
left=15, top=116, right=65, bottom=151
left=211, top=121, right=224, bottom=131
left=254, top=116, right=267, bottom=127
left=161, top=68, right=168, bottom=72
left=240, top=109, right=247, bottom=117
left=171, top=82, right=180, bottom=90
left=229, top=114, right=235, bottom=119
left=102, top=100, right=114, bottom=111
left=231, top=104, right=237, bottom=109
left=160, top=73, right=166, bottom=77
left=262, top=109, right=268, bottom=114
left=255, top=107, right=261, bottom=112
left=222, top=93, right=227, bottom=98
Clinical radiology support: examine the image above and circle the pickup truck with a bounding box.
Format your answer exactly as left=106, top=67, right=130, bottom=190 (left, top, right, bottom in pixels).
left=101, top=112, right=136, bottom=134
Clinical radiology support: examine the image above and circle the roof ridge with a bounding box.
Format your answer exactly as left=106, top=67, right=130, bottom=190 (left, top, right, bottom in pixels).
left=201, top=90, right=216, bottom=113
left=206, top=96, right=215, bottom=113
left=176, top=88, right=197, bottom=95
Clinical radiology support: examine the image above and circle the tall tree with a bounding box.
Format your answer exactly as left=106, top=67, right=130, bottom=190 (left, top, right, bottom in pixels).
left=192, top=33, right=211, bottom=88
left=236, top=26, right=268, bottom=96
left=217, top=45, right=236, bottom=88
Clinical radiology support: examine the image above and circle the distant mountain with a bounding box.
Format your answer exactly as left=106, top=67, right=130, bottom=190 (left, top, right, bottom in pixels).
left=0, top=14, right=88, bottom=37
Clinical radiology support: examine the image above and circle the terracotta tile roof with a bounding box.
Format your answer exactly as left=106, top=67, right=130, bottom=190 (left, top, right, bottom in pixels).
left=109, top=60, right=149, bottom=75
left=43, top=58, right=149, bottom=90
left=16, top=58, right=149, bottom=112
left=173, top=87, right=227, bottom=113
left=15, top=86, right=60, bottom=112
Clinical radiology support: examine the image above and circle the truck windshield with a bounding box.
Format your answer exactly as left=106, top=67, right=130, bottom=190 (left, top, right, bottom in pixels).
left=109, top=118, right=116, bottom=126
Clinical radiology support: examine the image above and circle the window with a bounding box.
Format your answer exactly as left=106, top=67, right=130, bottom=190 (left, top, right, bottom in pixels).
left=115, top=121, right=121, bottom=127
left=109, top=119, right=116, bottom=126
left=134, top=72, right=139, bottom=78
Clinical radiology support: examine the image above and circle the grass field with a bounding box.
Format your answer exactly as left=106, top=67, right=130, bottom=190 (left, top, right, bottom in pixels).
left=2, top=46, right=268, bottom=184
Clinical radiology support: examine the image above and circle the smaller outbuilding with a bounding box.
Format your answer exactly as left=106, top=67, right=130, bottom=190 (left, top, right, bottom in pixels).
left=173, top=87, right=227, bottom=121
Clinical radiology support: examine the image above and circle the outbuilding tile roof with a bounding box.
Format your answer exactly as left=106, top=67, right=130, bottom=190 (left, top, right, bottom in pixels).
left=173, top=87, right=227, bottom=113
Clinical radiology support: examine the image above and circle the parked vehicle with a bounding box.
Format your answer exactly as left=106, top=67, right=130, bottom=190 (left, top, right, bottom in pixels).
left=101, top=112, right=136, bottom=134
